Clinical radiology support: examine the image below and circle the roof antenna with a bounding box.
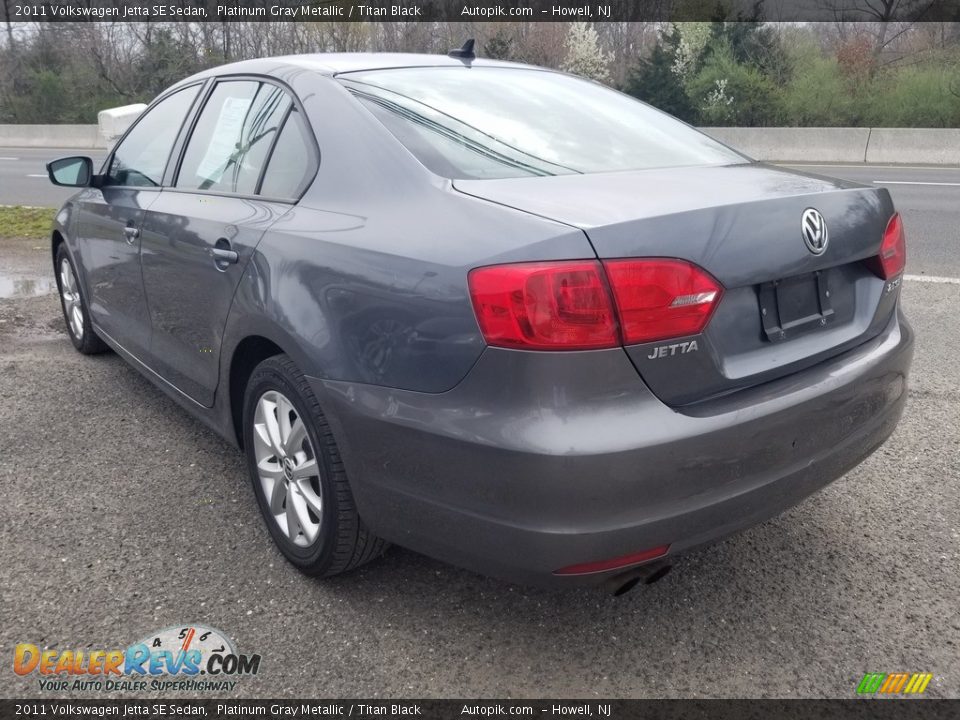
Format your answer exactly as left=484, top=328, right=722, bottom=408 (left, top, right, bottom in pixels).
left=448, top=39, right=476, bottom=62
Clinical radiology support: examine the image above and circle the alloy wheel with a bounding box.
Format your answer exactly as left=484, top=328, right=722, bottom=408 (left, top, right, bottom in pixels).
left=59, top=257, right=84, bottom=340
left=252, top=390, right=323, bottom=547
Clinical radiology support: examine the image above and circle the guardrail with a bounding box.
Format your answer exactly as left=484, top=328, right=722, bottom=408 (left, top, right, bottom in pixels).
left=701, top=127, right=960, bottom=165
left=2, top=124, right=959, bottom=164
left=0, top=125, right=104, bottom=149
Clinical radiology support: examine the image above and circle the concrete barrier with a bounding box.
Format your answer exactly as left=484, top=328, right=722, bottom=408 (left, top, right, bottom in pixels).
left=865, top=128, right=960, bottom=165
left=0, top=124, right=105, bottom=149
left=2, top=124, right=959, bottom=163
left=701, top=127, right=872, bottom=163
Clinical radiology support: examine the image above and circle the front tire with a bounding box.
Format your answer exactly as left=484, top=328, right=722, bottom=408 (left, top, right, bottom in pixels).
left=54, top=244, right=108, bottom=354
left=242, top=354, right=388, bottom=576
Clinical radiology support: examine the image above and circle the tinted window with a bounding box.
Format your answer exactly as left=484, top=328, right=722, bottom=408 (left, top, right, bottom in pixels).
left=177, top=81, right=291, bottom=194
left=341, top=67, right=745, bottom=180
left=260, top=109, right=313, bottom=198
left=106, top=85, right=200, bottom=187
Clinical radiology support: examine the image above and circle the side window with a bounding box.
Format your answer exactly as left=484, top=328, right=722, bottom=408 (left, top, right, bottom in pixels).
left=106, top=85, right=200, bottom=187
left=260, top=109, right=314, bottom=199
left=176, top=80, right=291, bottom=194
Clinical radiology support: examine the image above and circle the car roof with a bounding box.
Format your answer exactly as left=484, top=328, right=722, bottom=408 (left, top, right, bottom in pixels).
left=185, top=53, right=542, bottom=81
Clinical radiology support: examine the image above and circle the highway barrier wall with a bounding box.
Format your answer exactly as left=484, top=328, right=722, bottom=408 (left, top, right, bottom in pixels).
left=0, top=125, right=103, bottom=149
left=862, top=128, right=960, bottom=165
left=700, top=127, right=873, bottom=163
left=700, top=127, right=960, bottom=165
left=2, top=124, right=960, bottom=164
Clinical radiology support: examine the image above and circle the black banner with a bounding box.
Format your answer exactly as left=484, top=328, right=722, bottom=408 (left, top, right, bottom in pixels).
left=5, top=0, right=960, bottom=23
left=2, top=700, right=959, bottom=720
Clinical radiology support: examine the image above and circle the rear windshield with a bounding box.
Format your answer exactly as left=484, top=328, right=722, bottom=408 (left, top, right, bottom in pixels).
left=339, top=66, right=745, bottom=180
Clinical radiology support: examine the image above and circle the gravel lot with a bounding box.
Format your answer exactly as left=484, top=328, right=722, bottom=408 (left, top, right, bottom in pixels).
left=1, top=231, right=958, bottom=699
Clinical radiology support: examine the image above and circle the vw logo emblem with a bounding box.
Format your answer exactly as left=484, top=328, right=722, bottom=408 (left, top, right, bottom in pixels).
left=801, top=208, right=828, bottom=255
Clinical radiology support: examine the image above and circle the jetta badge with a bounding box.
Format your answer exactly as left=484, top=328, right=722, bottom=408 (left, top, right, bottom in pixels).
left=801, top=208, right=828, bottom=255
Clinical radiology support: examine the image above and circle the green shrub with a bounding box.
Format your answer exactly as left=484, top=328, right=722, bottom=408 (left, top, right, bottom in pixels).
left=687, top=43, right=783, bottom=126
left=781, top=53, right=859, bottom=126
left=862, top=64, right=960, bottom=127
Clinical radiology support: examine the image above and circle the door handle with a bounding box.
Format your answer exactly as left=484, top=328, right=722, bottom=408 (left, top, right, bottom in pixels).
left=211, top=247, right=239, bottom=263
left=210, top=245, right=239, bottom=270
left=123, top=225, right=140, bottom=244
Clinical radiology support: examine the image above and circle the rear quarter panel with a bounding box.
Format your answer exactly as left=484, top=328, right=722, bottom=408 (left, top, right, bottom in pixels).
left=219, top=70, right=593, bottom=394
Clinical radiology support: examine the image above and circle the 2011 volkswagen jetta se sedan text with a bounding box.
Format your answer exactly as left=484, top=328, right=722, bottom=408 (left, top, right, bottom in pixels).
left=46, top=51, right=913, bottom=591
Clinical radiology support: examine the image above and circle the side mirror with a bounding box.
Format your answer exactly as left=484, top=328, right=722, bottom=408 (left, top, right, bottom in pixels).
left=46, top=156, right=93, bottom=187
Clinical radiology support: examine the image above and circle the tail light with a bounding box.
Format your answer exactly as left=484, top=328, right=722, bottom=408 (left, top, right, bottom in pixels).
left=468, top=258, right=722, bottom=350
left=603, top=259, right=723, bottom=344
left=868, top=212, right=906, bottom=280
left=468, top=261, right=618, bottom=350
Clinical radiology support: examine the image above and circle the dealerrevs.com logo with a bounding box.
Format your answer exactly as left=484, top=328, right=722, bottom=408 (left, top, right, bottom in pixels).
left=14, top=625, right=261, bottom=693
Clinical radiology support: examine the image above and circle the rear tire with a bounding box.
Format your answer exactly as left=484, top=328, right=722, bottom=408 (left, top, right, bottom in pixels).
left=242, top=354, right=388, bottom=576
left=54, top=244, right=108, bottom=355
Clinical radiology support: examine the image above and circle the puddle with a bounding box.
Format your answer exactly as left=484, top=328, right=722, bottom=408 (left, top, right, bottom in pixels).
left=0, top=274, right=56, bottom=298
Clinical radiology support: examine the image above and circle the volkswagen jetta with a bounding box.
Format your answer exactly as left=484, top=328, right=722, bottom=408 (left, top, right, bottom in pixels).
left=45, top=51, right=913, bottom=591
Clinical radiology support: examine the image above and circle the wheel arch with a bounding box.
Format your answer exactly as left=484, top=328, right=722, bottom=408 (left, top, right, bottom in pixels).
left=50, top=202, right=77, bottom=267
left=227, top=335, right=287, bottom=449
left=51, top=229, right=66, bottom=265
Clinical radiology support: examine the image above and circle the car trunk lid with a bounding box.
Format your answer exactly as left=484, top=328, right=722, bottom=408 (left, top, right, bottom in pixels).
left=455, top=163, right=900, bottom=406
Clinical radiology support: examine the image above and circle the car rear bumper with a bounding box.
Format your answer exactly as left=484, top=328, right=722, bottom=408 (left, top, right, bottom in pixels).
left=310, top=308, right=913, bottom=587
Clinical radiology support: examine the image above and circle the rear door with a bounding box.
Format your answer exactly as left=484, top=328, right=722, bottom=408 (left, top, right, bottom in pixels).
left=140, top=78, right=317, bottom=407
left=75, top=84, right=201, bottom=357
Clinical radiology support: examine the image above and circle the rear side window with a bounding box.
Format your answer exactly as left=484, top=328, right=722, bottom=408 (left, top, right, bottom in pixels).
left=340, top=67, right=745, bottom=180
left=177, top=80, right=292, bottom=194
left=259, top=108, right=313, bottom=198
left=106, top=85, right=200, bottom=187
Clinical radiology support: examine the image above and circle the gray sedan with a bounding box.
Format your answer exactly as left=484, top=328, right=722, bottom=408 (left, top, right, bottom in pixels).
left=46, top=51, right=912, bottom=594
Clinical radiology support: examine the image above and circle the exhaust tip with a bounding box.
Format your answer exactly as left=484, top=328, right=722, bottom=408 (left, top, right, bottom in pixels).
left=612, top=576, right=642, bottom=597
left=606, top=562, right=673, bottom=596
left=644, top=563, right=672, bottom=585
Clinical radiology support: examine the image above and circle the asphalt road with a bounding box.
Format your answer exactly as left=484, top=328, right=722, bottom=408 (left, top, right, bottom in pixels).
left=0, top=147, right=107, bottom=207
left=0, top=154, right=958, bottom=699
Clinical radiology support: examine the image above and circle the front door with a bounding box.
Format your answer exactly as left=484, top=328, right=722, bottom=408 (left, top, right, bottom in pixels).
left=74, top=84, right=202, bottom=358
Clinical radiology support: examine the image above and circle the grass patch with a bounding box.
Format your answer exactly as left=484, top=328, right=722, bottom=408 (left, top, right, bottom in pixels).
left=0, top=206, right=57, bottom=239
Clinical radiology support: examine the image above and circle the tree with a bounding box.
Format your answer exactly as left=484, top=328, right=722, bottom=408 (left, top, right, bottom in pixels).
left=623, top=26, right=697, bottom=122
left=700, top=3, right=792, bottom=84
left=560, top=23, right=611, bottom=83
left=817, top=0, right=940, bottom=58
left=484, top=30, right=515, bottom=61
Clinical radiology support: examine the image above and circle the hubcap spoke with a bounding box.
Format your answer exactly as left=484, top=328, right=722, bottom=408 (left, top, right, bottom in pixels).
left=268, top=475, right=286, bottom=515
left=282, top=418, right=306, bottom=455
left=277, top=395, right=293, bottom=446
left=297, top=480, right=323, bottom=516
left=262, top=401, right=285, bottom=457
left=291, top=457, right=318, bottom=481
left=284, top=491, right=301, bottom=541
left=257, top=457, right=284, bottom=481
left=290, top=490, right=318, bottom=543
left=253, top=422, right=274, bottom=457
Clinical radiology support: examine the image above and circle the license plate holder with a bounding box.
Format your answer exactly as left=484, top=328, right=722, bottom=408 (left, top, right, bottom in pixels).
left=759, top=271, right=833, bottom=342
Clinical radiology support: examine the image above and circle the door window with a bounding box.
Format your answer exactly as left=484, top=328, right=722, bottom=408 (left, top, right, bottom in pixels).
left=105, top=85, right=200, bottom=187
left=177, top=81, right=292, bottom=195
left=259, top=108, right=314, bottom=199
